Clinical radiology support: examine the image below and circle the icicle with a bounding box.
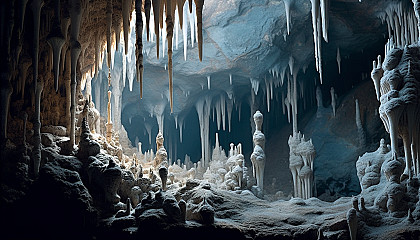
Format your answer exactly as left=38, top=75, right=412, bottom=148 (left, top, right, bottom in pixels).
left=221, top=94, right=226, bottom=131
left=229, top=74, right=232, bottom=85
left=179, top=118, right=184, bottom=143
left=216, top=99, right=221, bottom=130
left=175, top=6, right=179, bottom=49
left=227, top=99, right=233, bottom=132
left=281, top=91, right=286, bottom=115
left=265, top=78, right=270, bottom=112
left=188, top=2, right=195, bottom=48
left=320, top=0, right=329, bottom=42
left=284, top=0, right=292, bottom=35
left=123, top=54, right=127, bottom=88
left=207, top=76, right=211, bottom=89
left=135, top=0, right=144, bottom=99
left=183, top=2, right=188, bottom=61
left=250, top=78, right=260, bottom=95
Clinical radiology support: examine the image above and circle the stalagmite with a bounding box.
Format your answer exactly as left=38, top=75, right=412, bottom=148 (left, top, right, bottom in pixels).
left=135, top=0, right=144, bottom=99
left=251, top=111, right=266, bottom=194
left=69, top=0, right=82, bottom=148
left=106, top=90, right=113, bottom=142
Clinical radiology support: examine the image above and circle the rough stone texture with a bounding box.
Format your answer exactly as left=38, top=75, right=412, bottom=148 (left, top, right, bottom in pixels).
left=26, top=162, right=97, bottom=239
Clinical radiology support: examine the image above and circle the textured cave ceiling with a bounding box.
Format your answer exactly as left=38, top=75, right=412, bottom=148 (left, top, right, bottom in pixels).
left=116, top=0, right=390, bottom=141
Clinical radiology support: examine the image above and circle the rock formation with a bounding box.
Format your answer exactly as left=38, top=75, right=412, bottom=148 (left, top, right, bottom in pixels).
left=251, top=110, right=266, bottom=194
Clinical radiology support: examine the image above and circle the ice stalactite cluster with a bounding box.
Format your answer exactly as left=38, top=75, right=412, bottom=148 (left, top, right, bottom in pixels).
left=133, top=0, right=204, bottom=112
left=371, top=43, right=420, bottom=180
left=288, top=132, right=316, bottom=199
left=310, top=0, right=329, bottom=84
left=378, top=1, right=419, bottom=49
left=250, top=111, right=265, bottom=195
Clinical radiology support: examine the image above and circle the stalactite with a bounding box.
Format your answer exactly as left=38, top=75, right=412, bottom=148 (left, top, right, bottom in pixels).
left=177, top=0, right=186, bottom=29
left=152, top=0, right=161, bottom=58
left=47, top=0, right=65, bottom=93
left=166, top=0, right=175, bottom=113
left=30, top=0, right=44, bottom=94
left=336, top=47, right=341, bottom=74
left=135, top=0, right=144, bottom=99
left=106, top=0, right=113, bottom=68
left=122, top=0, right=132, bottom=55
left=145, top=0, right=151, bottom=41
left=283, top=0, right=292, bottom=35
left=18, top=58, right=32, bottom=100
left=194, top=0, right=204, bottom=61
left=17, top=0, right=29, bottom=37
left=70, top=0, right=82, bottom=148
left=33, top=79, right=44, bottom=176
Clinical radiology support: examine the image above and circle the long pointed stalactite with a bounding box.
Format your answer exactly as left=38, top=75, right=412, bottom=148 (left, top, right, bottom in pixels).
left=135, top=0, right=144, bottom=99
left=31, top=0, right=44, bottom=176
left=106, top=0, right=113, bottom=69
left=152, top=0, right=161, bottom=59
left=194, top=0, right=204, bottom=61
left=47, top=0, right=65, bottom=93
left=70, top=0, right=82, bottom=148
left=166, top=0, right=175, bottom=113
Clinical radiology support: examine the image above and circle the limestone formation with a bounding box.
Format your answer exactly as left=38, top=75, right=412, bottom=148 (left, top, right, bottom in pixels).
left=251, top=111, right=266, bottom=193
left=289, top=132, right=315, bottom=199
